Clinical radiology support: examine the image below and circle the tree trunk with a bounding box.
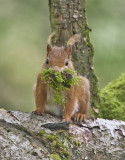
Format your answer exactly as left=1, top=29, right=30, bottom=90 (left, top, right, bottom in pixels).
left=49, top=0, right=100, bottom=116
left=0, top=109, right=125, bottom=160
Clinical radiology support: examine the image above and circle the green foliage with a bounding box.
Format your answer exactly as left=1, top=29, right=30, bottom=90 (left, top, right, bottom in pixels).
left=41, top=68, right=80, bottom=105
left=99, top=73, right=125, bottom=121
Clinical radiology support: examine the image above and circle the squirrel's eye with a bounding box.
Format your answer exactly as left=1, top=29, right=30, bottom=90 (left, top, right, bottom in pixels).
left=46, top=59, right=49, bottom=64
left=65, top=61, right=68, bottom=66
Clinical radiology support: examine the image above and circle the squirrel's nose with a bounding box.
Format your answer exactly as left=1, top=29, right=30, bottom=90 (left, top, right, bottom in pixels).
left=53, top=66, right=59, bottom=72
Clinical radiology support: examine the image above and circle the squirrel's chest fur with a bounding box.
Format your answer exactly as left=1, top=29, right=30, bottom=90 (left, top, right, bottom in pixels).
left=44, top=86, right=79, bottom=117
left=44, top=86, right=64, bottom=117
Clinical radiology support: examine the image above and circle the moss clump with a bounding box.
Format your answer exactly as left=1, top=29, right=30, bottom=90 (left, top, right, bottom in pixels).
left=50, top=154, right=61, bottom=160
left=38, top=130, right=82, bottom=160
left=39, top=131, right=70, bottom=160
left=39, top=130, right=46, bottom=136
left=61, top=132, right=81, bottom=148
left=41, top=68, right=80, bottom=105
left=99, top=73, right=125, bottom=121
left=73, top=139, right=81, bottom=147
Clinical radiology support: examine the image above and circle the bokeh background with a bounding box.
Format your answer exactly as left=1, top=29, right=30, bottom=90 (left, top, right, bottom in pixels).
left=0, top=0, right=125, bottom=112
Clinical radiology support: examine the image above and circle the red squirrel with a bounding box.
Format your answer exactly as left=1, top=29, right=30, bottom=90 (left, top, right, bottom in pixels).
left=32, top=33, right=90, bottom=122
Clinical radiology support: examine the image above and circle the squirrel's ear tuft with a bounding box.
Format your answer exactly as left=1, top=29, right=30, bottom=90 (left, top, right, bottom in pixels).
left=65, top=45, right=72, bottom=56
left=47, top=32, right=55, bottom=55
left=47, top=44, right=52, bottom=54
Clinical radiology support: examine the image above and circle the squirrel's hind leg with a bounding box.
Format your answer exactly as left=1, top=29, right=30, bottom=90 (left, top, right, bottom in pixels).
left=32, top=73, right=47, bottom=115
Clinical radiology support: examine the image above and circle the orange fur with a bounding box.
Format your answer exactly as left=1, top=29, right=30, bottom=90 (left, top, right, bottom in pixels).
left=33, top=34, right=90, bottom=122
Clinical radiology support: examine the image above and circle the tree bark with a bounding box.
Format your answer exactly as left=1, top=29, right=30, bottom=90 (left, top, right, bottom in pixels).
left=49, top=0, right=100, bottom=115
left=0, top=109, right=125, bottom=160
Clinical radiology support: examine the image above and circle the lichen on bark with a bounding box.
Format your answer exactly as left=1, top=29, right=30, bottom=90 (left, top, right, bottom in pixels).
left=49, top=0, right=100, bottom=117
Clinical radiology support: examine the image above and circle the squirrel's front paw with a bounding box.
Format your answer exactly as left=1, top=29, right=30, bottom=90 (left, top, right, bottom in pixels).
left=73, top=113, right=85, bottom=122
left=32, top=110, right=44, bottom=116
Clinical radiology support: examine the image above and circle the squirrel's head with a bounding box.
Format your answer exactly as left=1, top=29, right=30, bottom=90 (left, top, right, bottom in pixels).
left=44, top=33, right=80, bottom=72
left=46, top=45, right=73, bottom=71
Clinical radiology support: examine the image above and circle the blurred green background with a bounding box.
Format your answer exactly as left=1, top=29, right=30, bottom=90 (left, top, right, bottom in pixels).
left=0, top=0, right=125, bottom=112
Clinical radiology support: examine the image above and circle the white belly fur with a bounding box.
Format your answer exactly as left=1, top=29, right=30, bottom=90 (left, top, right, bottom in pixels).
left=45, top=87, right=79, bottom=117
left=45, top=87, right=64, bottom=117
left=72, top=99, right=79, bottom=116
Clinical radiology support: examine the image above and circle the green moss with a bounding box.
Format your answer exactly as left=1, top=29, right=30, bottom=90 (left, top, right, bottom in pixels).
left=38, top=130, right=82, bottom=160
left=60, top=132, right=81, bottom=148
left=39, top=131, right=70, bottom=160
left=89, top=73, right=101, bottom=117
left=41, top=68, right=80, bottom=105
left=50, top=154, right=61, bottom=160
left=46, top=134, right=58, bottom=142
left=73, top=139, right=81, bottom=147
left=99, top=73, right=125, bottom=121
left=46, top=134, right=70, bottom=160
